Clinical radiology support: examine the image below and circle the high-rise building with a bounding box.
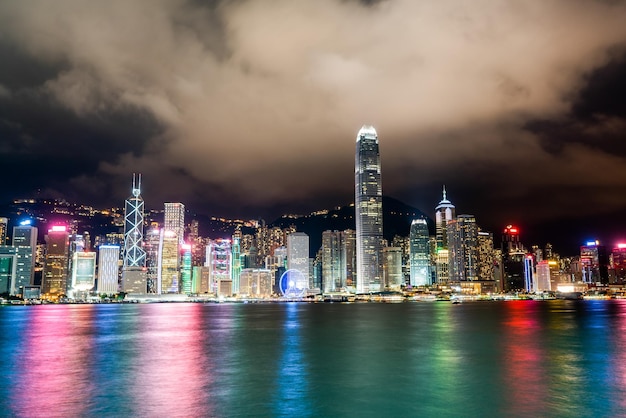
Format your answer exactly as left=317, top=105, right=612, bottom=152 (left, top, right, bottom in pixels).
left=287, top=232, right=309, bottom=291
left=205, top=239, right=232, bottom=294
left=502, top=225, right=522, bottom=254
left=580, top=240, right=609, bottom=284
left=192, top=266, right=211, bottom=294
left=180, top=243, right=192, bottom=294
left=144, top=228, right=161, bottom=293
left=42, top=225, right=70, bottom=298
left=164, top=202, right=185, bottom=243
left=501, top=225, right=526, bottom=291
left=435, top=249, right=449, bottom=284
left=612, top=243, right=626, bottom=282
left=67, top=234, right=85, bottom=286
left=434, top=187, right=455, bottom=284
left=0, top=246, right=18, bottom=295
left=523, top=255, right=534, bottom=292
left=409, top=219, right=431, bottom=287
left=382, top=247, right=403, bottom=291
left=158, top=230, right=180, bottom=294
left=239, top=268, right=273, bottom=297
left=231, top=235, right=242, bottom=294
left=12, top=222, right=38, bottom=293
left=447, top=215, right=479, bottom=282
left=355, top=125, right=383, bottom=293
left=121, top=175, right=147, bottom=294
left=318, top=230, right=356, bottom=292
left=535, top=260, right=551, bottom=291
left=392, top=235, right=411, bottom=286
left=123, top=174, right=146, bottom=268
left=97, top=245, right=120, bottom=294
left=477, top=231, right=495, bottom=281
left=0, top=217, right=8, bottom=245
left=321, top=230, right=350, bottom=293
left=343, top=230, right=357, bottom=289
left=435, top=187, right=455, bottom=250
left=70, top=252, right=96, bottom=294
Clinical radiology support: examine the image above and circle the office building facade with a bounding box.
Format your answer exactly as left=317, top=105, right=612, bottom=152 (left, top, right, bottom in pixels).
left=355, top=125, right=383, bottom=293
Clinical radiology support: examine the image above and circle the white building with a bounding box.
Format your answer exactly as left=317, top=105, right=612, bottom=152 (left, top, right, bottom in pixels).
left=97, top=245, right=120, bottom=294
left=287, top=232, right=309, bottom=291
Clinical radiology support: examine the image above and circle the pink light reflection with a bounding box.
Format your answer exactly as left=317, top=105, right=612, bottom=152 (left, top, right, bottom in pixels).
left=611, top=301, right=626, bottom=413
left=12, top=306, right=95, bottom=417
left=129, top=303, right=215, bottom=417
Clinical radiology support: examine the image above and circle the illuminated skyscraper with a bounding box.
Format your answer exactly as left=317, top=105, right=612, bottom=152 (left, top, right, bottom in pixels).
left=321, top=230, right=355, bottom=293
left=70, top=252, right=96, bottom=294
left=205, top=239, right=232, bottom=294
left=164, top=202, right=185, bottom=243
left=42, top=225, right=70, bottom=298
left=239, top=268, right=273, bottom=297
left=0, top=246, right=18, bottom=295
left=382, top=247, right=403, bottom=291
left=231, top=233, right=242, bottom=294
left=435, top=187, right=455, bottom=249
left=580, top=240, right=608, bottom=284
left=158, top=230, right=180, bottom=294
left=435, top=187, right=455, bottom=284
left=12, top=222, right=38, bottom=292
left=0, top=217, right=8, bottom=245
left=409, top=218, right=431, bottom=287
left=502, top=225, right=526, bottom=291
left=523, top=255, right=534, bottom=292
left=97, top=245, right=120, bottom=294
left=447, top=215, right=479, bottom=282
left=612, top=243, right=626, bottom=282
left=355, top=125, right=383, bottom=293
left=180, top=243, right=192, bottom=294
left=477, top=231, right=495, bottom=281
left=123, top=174, right=146, bottom=268
left=144, top=228, right=161, bottom=293
left=535, top=260, right=551, bottom=292
left=287, top=232, right=310, bottom=291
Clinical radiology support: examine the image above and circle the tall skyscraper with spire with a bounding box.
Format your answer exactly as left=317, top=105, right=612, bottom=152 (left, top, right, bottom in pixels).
left=435, top=186, right=455, bottom=249
left=123, top=174, right=146, bottom=267
left=435, top=187, right=455, bottom=283
left=355, top=125, right=383, bottom=293
left=122, top=174, right=147, bottom=294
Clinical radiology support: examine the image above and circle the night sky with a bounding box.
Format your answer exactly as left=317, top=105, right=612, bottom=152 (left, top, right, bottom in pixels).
left=1, top=0, right=626, bottom=254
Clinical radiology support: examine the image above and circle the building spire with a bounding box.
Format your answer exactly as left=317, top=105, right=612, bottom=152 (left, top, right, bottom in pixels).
left=442, top=185, right=447, bottom=201
left=132, top=173, right=142, bottom=198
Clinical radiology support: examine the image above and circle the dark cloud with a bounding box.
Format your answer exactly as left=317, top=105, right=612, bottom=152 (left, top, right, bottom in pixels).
left=574, top=46, right=626, bottom=120
left=0, top=0, right=626, bottom=253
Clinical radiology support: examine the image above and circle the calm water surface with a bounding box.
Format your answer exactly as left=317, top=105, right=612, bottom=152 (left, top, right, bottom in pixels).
left=1, top=300, right=625, bottom=417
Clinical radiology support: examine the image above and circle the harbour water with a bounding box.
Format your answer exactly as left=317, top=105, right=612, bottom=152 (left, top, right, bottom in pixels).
left=1, top=300, right=625, bottom=417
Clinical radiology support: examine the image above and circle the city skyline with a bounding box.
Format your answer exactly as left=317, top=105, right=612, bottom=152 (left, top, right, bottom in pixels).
left=0, top=1, right=625, bottom=251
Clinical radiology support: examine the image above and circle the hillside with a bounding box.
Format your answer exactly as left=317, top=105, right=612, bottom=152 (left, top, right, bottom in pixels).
left=271, top=196, right=433, bottom=255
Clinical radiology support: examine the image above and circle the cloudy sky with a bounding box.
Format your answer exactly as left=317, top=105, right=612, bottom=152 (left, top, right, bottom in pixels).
left=1, top=0, right=625, bottom=251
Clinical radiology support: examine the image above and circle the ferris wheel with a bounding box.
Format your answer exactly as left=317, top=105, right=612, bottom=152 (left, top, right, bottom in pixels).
left=279, top=269, right=307, bottom=298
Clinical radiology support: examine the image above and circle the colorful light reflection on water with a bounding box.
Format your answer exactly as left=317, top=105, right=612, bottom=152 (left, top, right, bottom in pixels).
left=1, top=301, right=626, bottom=417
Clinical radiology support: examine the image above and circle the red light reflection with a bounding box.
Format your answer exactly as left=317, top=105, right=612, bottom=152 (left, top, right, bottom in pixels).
left=500, top=301, right=547, bottom=415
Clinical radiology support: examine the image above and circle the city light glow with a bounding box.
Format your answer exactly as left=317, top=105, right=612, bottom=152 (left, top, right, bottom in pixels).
left=504, top=225, right=519, bottom=234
